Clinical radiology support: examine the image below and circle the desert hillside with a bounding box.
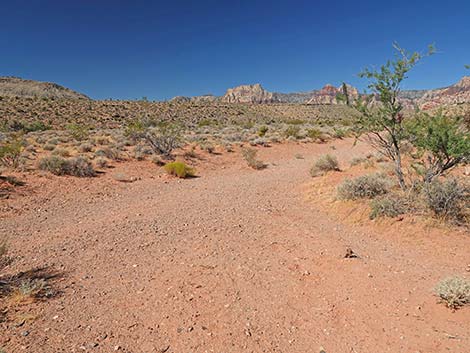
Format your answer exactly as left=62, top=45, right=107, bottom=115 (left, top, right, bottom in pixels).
left=0, top=76, right=89, bottom=100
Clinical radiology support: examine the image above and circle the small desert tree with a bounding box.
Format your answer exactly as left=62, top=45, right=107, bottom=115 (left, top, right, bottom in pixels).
left=350, top=44, right=434, bottom=189
left=407, top=112, right=470, bottom=182
left=125, top=119, right=182, bottom=159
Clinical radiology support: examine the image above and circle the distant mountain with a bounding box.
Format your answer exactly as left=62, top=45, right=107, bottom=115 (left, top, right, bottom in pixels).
left=166, top=76, right=470, bottom=108
left=220, top=83, right=277, bottom=104
left=0, top=76, right=89, bottom=100
left=419, top=76, right=470, bottom=109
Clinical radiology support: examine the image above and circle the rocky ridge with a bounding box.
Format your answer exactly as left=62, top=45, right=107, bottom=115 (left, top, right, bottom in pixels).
left=0, top=76, right=89, bottom=100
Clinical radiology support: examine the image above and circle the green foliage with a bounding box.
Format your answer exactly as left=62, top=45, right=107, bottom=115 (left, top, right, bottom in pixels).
left=164, top=161, right=195, bottom=178
left=310, top=154, right=340, bottom=177
left=337, top=174, right=391, bottom=200
left=352, top=44, right=434, bottom=189
left=257, top=126, right=269, bottom=137
left=284, top=125, right=301, bottom=139
left=126, top=119, right=182, bottom=158
left=0, top=136, right=23, bottom=169
left=0, top=120, right=51, bottom=133
left=407, top=112, right=470, bottom=182
left=67, top=123, right=90, bottom=141
left=306, top=128, right=325, bottom=141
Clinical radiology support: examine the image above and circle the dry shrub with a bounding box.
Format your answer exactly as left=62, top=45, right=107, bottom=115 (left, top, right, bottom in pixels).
left=164, top=161, right=195, bottom=178
left=337, top=173, right=391, bottom=200
left=369, top=193, right=409, bottom=219
left=435, top=276, right=470, bottom=309
left=94, top=157, right=109, bottom=169
left=241, top=147, right=266, bottom=170
left=38, top=155, right=95, bottom=177
left=310, top=154, right=340, bottom=177
left=423, top=178, right=469, bottom=222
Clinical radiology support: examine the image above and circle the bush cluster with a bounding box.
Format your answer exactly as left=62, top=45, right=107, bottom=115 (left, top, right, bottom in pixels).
left=38, top=155, right=95, bottom=177
left=337, top=174, right=390, bottom=200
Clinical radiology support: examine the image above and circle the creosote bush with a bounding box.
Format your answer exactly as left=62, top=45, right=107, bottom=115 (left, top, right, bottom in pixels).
left=337, top=173, right=391, bottom=200
left=164, top=161, right=195, bottom=178
left=38, top=155, right=95, bottom=177
left=423, top=178, right=468, bottom=221
left=310, top=154, right=340, bottom=177
left=241, top=147, right=266, bottom=170
left=435, top=276, right=470, bottom=309
left=369, top=193, right=408, bottom=219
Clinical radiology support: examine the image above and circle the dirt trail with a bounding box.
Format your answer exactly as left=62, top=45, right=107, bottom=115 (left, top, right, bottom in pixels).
left=1, top=139, right=469, bottom=353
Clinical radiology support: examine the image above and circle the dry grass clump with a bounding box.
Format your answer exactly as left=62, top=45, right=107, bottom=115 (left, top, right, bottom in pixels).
left=310, top=154, right=340, bottom=177
left=423, top=179, right=469, bottom=222
left=38, top=155, right=95, bottom=177
left=51, top=147, right=71, bottom=157
left=164, top=161, right=195, bottom=178
left=9, top=278, right=48, bottom=305
left=435, top=276, right=470, bottom=309
left=94, top=157, right=109, bottom=169
left=0, top=238, right=7, bottom=271
left=241, top=147, right=266, bottom=170
left=337, top=173, right=391, bottom=200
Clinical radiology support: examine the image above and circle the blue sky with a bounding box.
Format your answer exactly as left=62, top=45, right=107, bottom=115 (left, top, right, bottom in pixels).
left=1, top=0, right=469, bottom=100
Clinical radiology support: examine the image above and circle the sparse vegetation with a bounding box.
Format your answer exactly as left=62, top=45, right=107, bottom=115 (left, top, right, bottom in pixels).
left=337, top=174, right=391, bottom=200
left=164, top=161, right=195, bottom=178
left=38, top=155, right=95, bottom=177
left=0, top=136, right=23, bottom=169
left=310, top=154, right=340, bottom=177
left=435, top=276, right=470, bottom=309
left=241, top=147, right=266, bottom=170
left=422, top=178, right=468, bottom=221
left=67, top=123, right=90, bottom=141
left=369, top=193, right=409, bottom=219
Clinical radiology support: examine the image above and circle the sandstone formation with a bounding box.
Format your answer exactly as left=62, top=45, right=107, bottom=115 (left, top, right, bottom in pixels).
left=307, top=83, right=359, bottom=105
left=221, top=83, right=277, bottom=104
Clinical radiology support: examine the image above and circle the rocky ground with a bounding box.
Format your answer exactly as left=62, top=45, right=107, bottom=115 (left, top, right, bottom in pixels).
left=1, top=139, right=469, bottom=353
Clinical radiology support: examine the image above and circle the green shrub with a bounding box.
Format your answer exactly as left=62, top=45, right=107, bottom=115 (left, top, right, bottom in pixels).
left=164, top=161, right=195, bottom=178
left=0, top=137, right=23, bottom=169
left=67, top=123, right=90, bottom=141
left=422, top=178, right=468, bottom=220
left=257, top=126, right=269, bottom=137
left=310, top=154, right=340, bottom=177
left=369, top=193, right=408, bottom=219
left=337, top=174, right=391, bottom=200
left=284, top=126, right=301, bottom=139
left=407, top=113, right=470, bottom=183
left=435, top=276, right=470, bottom=309
left=241, top=147, right=266, bottom=170
left=306, top=128, right=326, bottom=141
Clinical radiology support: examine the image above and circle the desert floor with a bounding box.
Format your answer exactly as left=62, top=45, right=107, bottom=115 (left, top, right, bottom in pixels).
left=1, top=138, right=469, bottom=353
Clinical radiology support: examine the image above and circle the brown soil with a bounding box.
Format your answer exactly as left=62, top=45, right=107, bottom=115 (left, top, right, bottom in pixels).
left=1, top=139, right=469, bottom=353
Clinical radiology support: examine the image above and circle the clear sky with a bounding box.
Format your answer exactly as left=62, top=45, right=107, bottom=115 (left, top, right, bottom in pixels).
left=1, top=0, right=469, bottom=100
